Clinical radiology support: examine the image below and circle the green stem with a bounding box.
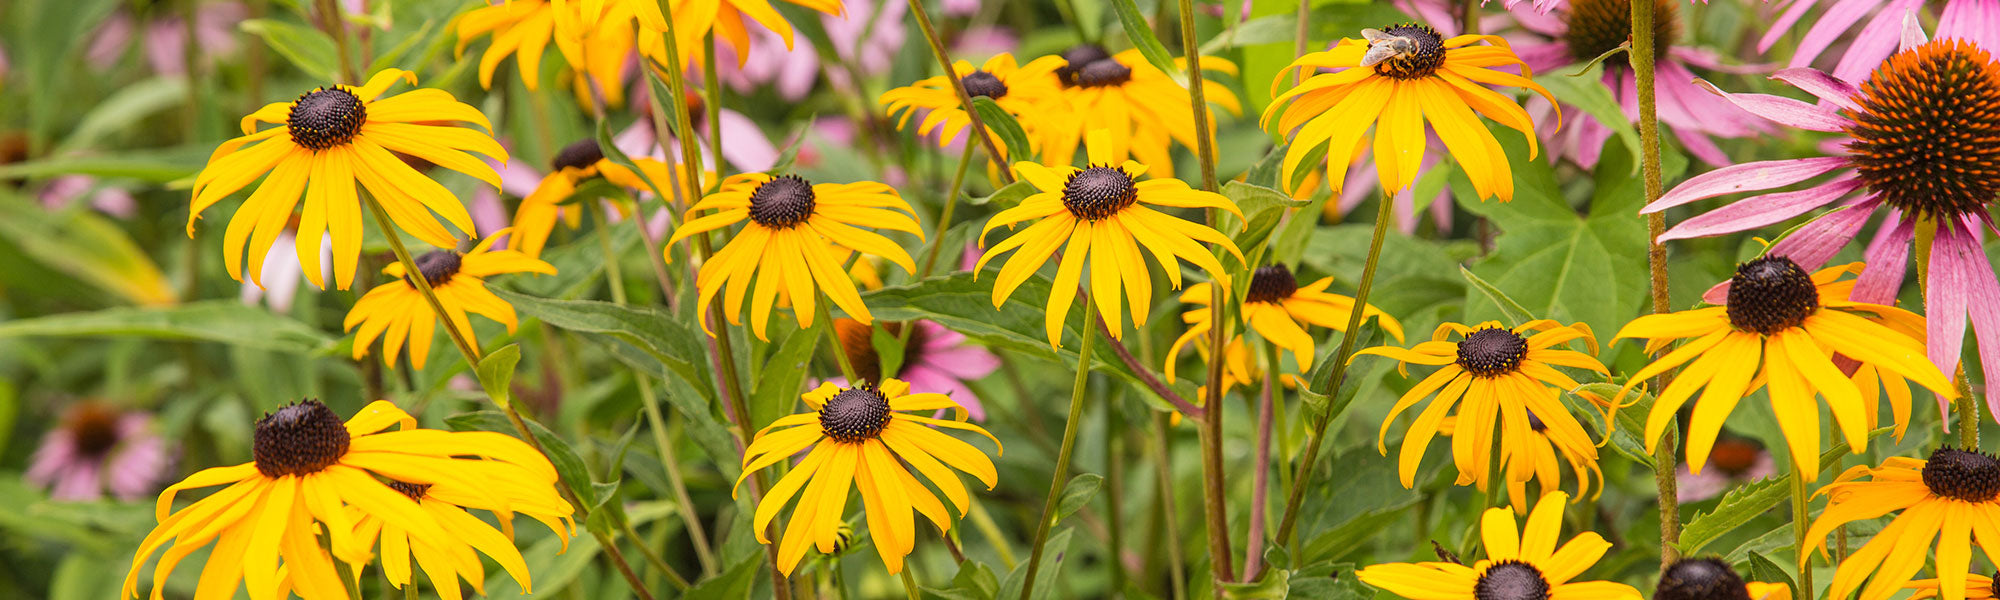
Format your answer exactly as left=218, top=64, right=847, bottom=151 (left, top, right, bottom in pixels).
left=1266, top=193, right=1393, bottom=579
left=967, top=497, right=1018, bottom=570
left=901, top=565, right=923, bottom=600
left=705, top=34, right=725, bottom=182
left=1791, top=462, right=1813, bottom=599
left=314, top=0, right=357, bottom=83
left=1155, top=412, right=1189, bottom=600
left=1178, top=0, right=1235, bottom=588
left=906, top=0, right=1015, bottom=183
left=1106, top=388, right=1127, bottom=595
left=1018, top=294, right=1099, bottom=599
left=619, top=514, right=693, bottom=589
left=817, top=295, right=863, bottom=384
left=1631, top=0, right=1681, bottom=571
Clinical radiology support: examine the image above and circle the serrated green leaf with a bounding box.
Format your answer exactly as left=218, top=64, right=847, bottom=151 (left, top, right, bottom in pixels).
left=1744, top=551, right=1797, bottom=597
left=474, top=344, right=522, bottom=409
left=1676, top=430, right=1882, bottom=555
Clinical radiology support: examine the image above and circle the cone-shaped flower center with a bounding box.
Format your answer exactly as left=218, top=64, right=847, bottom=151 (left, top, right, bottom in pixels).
left=253, top=400, right=351, bottom=477
left=1923, top=446, right=2000, bottom=502
left=820, top=384, right=893, bottom=443
left=1073, top=59, right=1134, bottom=88
left=1655, top=558, right=1750, bottom=600
left=962, top=70, right=1010, bottom=99
left=748, top=175, right=818, bottom=229
left=1371, top=23, right=1448, bottom=80
left=1062, top=166, right=1139, bottom=221
left=406, top=250, right=463, bottom=289
left=1724, top=256, right=1818, bottom=335
left=552, top=138, right=605, bottom=172
left=388, top=481, right=432, bottom=502
left=1846, top=40, right=2000, bottom=219
left=288, top=87, right=367, bottom=151
left=1563, top=0, right=1678, bottom=67
left=1245, top=264, right=1300, bottom=304
left=836, top=320, right=930, bottom=384
left=1056, top=44, right=1115, bottom=87
left=1457, top=327, right=1528, bottom=378
left=1474, top=561, right=1551, bottom=600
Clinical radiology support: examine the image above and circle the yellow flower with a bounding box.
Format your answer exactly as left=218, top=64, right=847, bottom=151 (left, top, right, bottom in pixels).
left=1356, top=491, right=1641, bottom=600
left=1805, top=448, right=2000, bottom=600
left=881, top=53, right=1066, bottom=156
left=124, top=399, right=571, bottom=600
left=1357, top=320, right=1606, bottom=494
left=609, top=0, right=841, bottom=67
left=669, top=173, right=921, bottom=341
left=1437, top=413, right=1601, bottom=514
left=977, top=128, right=1245, bottom=348
left=1042, top=45, right=1240, bottom=177
left=192, top=68, right=504, bottom=291
left=454, top=0, right=662, bottom=108
left=344, top=230, right=556, bottom=370
left=1264, top=23, right=1555, bottom=202
left=513, top=139, right=678, bottom=259
left=1612, top=257, right=1956, bottom=477
left=1164, top=263, right=1404, bottom=380
left=1908, top=572, right=2000, bottom=599
left=351, top=477, right=574, bottom=600
left=738, top=379, right=1001, bottom=575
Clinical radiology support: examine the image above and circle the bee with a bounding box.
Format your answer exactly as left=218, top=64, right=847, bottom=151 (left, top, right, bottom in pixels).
left=1359, top=28, right=1419, bottom=68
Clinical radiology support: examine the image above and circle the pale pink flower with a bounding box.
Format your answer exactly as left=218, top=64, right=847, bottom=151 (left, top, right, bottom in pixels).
left=1759, top=0, right=1998, bottom=83
left=86, top=3, right=243, bottom=75
left=26, top=403, right=169, bottom=502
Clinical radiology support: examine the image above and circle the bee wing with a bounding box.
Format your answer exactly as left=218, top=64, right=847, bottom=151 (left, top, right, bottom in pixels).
left=1360, top=28, right=1393, bottom=43
left=1360, top=44, right=1400, bottom=67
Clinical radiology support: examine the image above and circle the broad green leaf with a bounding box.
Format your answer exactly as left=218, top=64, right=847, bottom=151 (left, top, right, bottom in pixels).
left=1053, top=472, right=1105, bottom=523
left=0, top=194, right=175, bottom=306
left=998, top=527, right=1074, bottom=600
left=1109, top=0, right=1179, bottom=78
left=240, top=19, right=342, bottom=82
left=475, top=344, right=522, bottom=410
left=750, top=323, right=819, bottom=430
left=1224, top=180, right=1307, bottom=257
left=1459, top=266, right=1535, bottom=326
left=0, top=147, right=207, bottom=183
left=484, top=524, right=601, bottom=597
left=926, top=560, right=1003, bottom=600
left=971, top=97, right=1033, bottom=164
left=0, top=300, right=334, bottom=353
left=1676, top=431, right=1880, bottom=555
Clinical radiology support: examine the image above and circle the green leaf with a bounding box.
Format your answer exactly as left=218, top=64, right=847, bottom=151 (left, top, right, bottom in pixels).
left=1459, top=266, right=1535, bottom=326
left=1054, top=472, right=1105, bottom=523
left=1219, top=568, right=1290, bottom=599
left=1744, top=551, right=1797, bottom=597
left=0, top=147, right=206, bottom=183
left=870, top=321, right=906, bottom=381
left=485, top=523, right=601, bottom=597
left=926, top=561, right=1003, bottom=600
left=474, top=344, right=522, bottom=410
left=0, top=300, right=335, bottom=353
left=1537, top=66, right=1642, bottom=174
left=0, top=193, right=176, bottom=306
left=970, top=97, right=1033, bottom=164
left=365, top=19, right=435, bottom=76
left=240, top=19, right=341, bottom=81
left=1676, top=431, right=1881, bottom=555
left=0, top=381, right=15, bottom=458
left=750, top=324, right=819, bottom=430
left=1224, top=180, right=1307, bottom=257
left=967, top=178, right=1037, bottom=207
left=686, top=554, right=763, bottom=599
left=595, top=117, right=669, bottom=201
left=998, top=528, right=1074, bottom=600
left=1109, top=0, right=1180, bottom=78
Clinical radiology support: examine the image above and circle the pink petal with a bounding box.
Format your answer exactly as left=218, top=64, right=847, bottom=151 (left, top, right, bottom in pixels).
left=1851, top=217, right=1914, bottom=304
left=1762, top=0, right=1830, bottom=54
left=1762, top=196, right=1881, bottom=270
left=1659, top=174, right=1861, bottom=241
left=1771, top=68, right=1862, bottom=112
left=1938, top=0, right=2000, bottom=49
left=1899, top=7, right=1930, bottom=51
left=1833, top=0, right=1924, bottom=82
left=1643, top=156, right=1851, bottom=213
left=1956, top=218, right=2000, bottom=421
left=711, top=109, right=777, bottom=173
left=25, top=431, right=77, bottom=485
left=1793, top=0, right=1891, bottom=70
left=1695, top=80, right=1850, bottom=132
left=1925, top=222, right=1990, bottom=408
left=51, top=461, right=103, bottom=501
left=1671, top=125, right=1731, bottom=166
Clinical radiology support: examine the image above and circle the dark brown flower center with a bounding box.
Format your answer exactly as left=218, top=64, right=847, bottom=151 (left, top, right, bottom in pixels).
left=1709, top=436, right=1764, bottom=476
left=388, top=481, right=432, bottom=502
left=1655, top=558, right=1750, bottom=600
left=1457, top=327, right=1528, bottom=378
left=253, top=400, right=351, bottom=477
left=1245, top=264, right=1299, bottom=304
left=65, top=403, right=123, bottom=457
left=1073, top=59, right=1134, bottom=88
left=405, top=250, right=462, bottom=289
left=1055, top=44, right=1115, bottom=87
left=820, top=384, right=893, bottom=443
left=1371, top=23, right=1449, bottom=80
left=748, top=175, right=817, bottom=229
left=1724, top=256, right=1818, bottom=335
left=552, top=138, right=605, bottom=172
left=1923, top=446, right=2000, bottom=502
left=287, top=87, right=367, bottom=151
left=1062, top=166, right=1139, bottom=220
left=1845, top=39, right=2000, bottom=220
left=1562, top=0, right=1678, bottom=68
left=1474, top=561, right=1551, bottom=600
left=835, top=319, right=931, bottom=383
left=962, top=70, right=1009, bottom=99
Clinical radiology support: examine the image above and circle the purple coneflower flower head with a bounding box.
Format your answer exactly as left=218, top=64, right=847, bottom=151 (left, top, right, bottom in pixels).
left=1647, top=14, right=1999, bottom=416
left=1505, top=0, right=1768, bottom=167
left=829, top=319, right=999, bottom=421
left=26, top=403, right=169, bottom=502
left=715, top=26, right=822, bottom=102
left=1760, top=0, right=1998, bottom=83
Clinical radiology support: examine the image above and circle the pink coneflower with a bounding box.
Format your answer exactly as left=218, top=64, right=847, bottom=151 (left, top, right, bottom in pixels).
left=1760, top=0, right=1998, bottom=83
left=86, top=3, right=243, bottom=75
left=38, top=175, right=136, bottom=218
left=1508, top=0, right=1768, bottom=167
left=1646, top=17, right=1997, bottom=414
left=621, top=82, right=779, bottom=174
left=830, top=319, right=1000, bottom=421
left=1675, top=434, right=1776, bottom=502
left=26, top=403, right=169, bottom=502
left=714, top=26, right=821, bottom=102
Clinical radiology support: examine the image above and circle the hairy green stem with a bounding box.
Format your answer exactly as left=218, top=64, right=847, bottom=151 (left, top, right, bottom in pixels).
left=1018, top=295, right=1099, bottom=599
left=1631, top=0, right=1681, bottom=570
left=1178, top=0, right=1234, bottom=587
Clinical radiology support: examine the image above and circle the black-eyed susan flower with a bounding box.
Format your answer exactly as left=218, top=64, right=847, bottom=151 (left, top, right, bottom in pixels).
left=1356, top=491, right=1641, bottom=600
left=1437, top=411, right=1602, bottom=514
left=1909, top=572, right=2000, bottom=600
left=738, top=379, right=1000, bottom=575
left=1264, top=23, right=1556, bottom=202
left=880, top=53, right=1065, bottom=155
left=344, top=230, right=556, bottom=370
left=1656, top=558, right=1791, bottom=600
left=1041, top=45, right=1240, bottom=177
left=668, top=173, right=921, bottom=341
left=1358, top=320, right=1605, bottom=494
left=455, top=0, right=663, bottom=108
left=616, top=0, right=841, bottom=67
left=512, top=139, right=675, bottom=259
left=192, top=68, right=504, bottom=291
left=1805, top=447, right=2000, bottom=600
left=1612, top=257, right=1957, bottom=477
left=352, top=477, right=574, bottom=600
left=124, top=399, right=572, bottom=600
left=976, top=129, right=1246, bottom=349
left=1164, top=264, right=1405, bottom=378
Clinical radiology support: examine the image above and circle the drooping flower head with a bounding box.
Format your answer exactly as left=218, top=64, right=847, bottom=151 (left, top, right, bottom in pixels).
left=739, top=379, right=1000, bottom=575
left=976, top=129, right=1246, bottom=349
left=1646, top=22, right=2000, bottom=412
left=670, top=173, right=921, bottom=341
left=1613, top=258, right=1955, bottom=477
left=1358, top=320, right=1606, bottom=496
left=1356, top=491, right=1642, bottom=600
left=1806, top=447, right=2000, bottom=600
left=345, top=230, right=556, bottom=369
left=1265, top=22, right=1557, bottom=202
left=1164, top=264, right=1405, bottom=381
left=27, top=402, right=169, bottom=502
left=1040, top=45, right=1241, bottom=177
left=192, top=69, right=504, bottom=291
left=1436, top=410, right=1603, bottom=514
left=880, top=53, right=1065, bottom=156
left=512, top=138, right=677, bottom=259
